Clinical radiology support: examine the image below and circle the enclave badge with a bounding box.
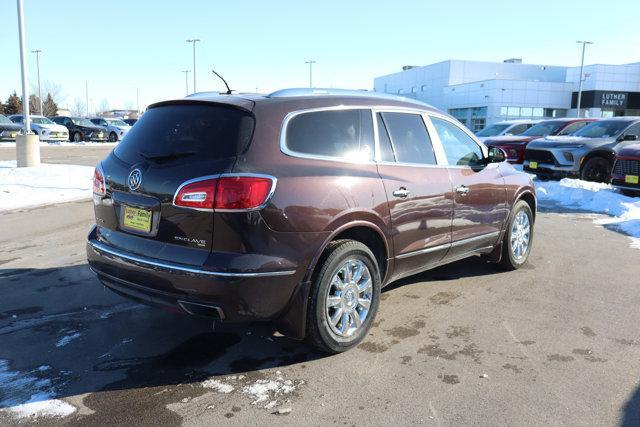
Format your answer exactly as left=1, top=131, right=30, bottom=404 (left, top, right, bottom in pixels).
left=128, top=169, right=142, bottom=191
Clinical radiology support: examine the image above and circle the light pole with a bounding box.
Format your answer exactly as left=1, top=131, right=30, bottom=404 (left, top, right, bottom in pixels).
left=15, top=0, right=39, bottom=167
left=182, top=70, right=191, bottom=95
left=575, top=41, right=593, bottom=118
left=305, top=60, right=316, bottom=88
left=32, top=49, right=43, bottom=114
left=186, top=39, right=200, bottom=93
left=85, top=81, right=89, bottom=116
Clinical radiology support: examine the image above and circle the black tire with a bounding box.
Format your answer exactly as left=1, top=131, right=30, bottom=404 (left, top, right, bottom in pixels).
left=580, top=157, right=611, bottom=182
left=108, top=132, right=118, bottom=142
left=306, top=240, right=381, bottom=354
left=72, top=132, right=82, bottom=142
left=498, top=200, right=534, bottom=270
left=621, top=189, right=640, bottom=198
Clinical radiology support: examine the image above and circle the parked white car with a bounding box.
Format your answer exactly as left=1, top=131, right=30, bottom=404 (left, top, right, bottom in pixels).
left=475, top=120, right=539, bottom=142
left=9, top=115, right=69, bottom=142
left=89, top=117, right=131, bottom=142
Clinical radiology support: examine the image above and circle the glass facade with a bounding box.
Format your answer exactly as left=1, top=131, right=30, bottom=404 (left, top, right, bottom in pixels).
left=449, top=107, right=487, bottom=132
left=499, top=106, right=567, bottom=120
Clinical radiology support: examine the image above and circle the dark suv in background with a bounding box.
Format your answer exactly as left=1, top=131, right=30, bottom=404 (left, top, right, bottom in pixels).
left=51, top=116, right=108, bottom=142
left=485, top=118, right=595, bottom=164
left=87, top=89, right=536, bottom=353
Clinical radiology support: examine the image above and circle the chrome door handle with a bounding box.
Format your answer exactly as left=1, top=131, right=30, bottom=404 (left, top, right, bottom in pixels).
left=393, top=188, right=410, bottom=198
left=455, top=185, right=470, bottom=196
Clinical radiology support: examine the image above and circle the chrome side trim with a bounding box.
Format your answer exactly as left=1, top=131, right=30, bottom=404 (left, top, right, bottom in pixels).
left=88, top=239, right=296, bottom=278
left=450, top=231, right=500, bottom=247
left=396, top=242, right=449, bottom=260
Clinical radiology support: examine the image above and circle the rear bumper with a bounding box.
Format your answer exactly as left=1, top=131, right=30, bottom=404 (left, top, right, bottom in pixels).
left=86, top=226, right=303, bottom=323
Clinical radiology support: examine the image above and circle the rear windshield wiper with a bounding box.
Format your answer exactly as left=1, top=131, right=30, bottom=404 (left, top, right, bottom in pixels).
left=140, top=151, right=195, bottom=162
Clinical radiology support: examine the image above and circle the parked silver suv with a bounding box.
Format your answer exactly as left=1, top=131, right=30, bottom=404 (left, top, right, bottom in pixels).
left=523, top=117, right=640, bottom=182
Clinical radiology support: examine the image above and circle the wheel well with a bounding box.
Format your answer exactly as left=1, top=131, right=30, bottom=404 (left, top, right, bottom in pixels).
left=581, top=150, right=615, bottom=171
left=519, top=192, right=536, bottom=222
left=330, top=226, right=388, bottom=280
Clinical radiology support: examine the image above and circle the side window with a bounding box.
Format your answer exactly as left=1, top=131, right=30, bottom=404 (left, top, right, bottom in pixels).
left=624, top=122, right=640, bottom=137
left=559, top=121, right=587, bottom=135
left=381, top=112, right=436, bottom=165
left=285, top=109, right=374, bottom=161
left=64, top=118, right=72, bottom=126
left=431, top=117, right=483, bottom=167
left=375, top=113, right=395, bottom=162
left=509, top=124, right=528, bottom=135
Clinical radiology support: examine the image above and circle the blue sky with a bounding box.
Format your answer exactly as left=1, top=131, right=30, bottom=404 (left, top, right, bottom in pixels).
left=1, top=0, right=638, bottom=112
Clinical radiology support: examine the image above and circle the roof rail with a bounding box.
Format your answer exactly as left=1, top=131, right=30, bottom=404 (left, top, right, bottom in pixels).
left=267, top=88, right=434, bottom=107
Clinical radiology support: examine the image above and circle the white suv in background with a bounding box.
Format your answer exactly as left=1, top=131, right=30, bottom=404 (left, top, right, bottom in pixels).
left=90, top=117, right=131, bottom=142
left=475, top=120, right=539, bottom=142
left=9, top=115, right=69, bottom=142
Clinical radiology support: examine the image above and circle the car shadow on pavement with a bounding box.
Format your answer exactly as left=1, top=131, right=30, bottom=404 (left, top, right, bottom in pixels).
left=0, top=264, right=325, bottom=416
left=622, top=385, right=640, bottom=427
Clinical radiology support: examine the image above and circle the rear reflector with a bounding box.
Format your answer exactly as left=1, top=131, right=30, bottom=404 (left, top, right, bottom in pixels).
left=93, top=166, right=106, bottom=195
left=173, top=174, right=275, bottom=211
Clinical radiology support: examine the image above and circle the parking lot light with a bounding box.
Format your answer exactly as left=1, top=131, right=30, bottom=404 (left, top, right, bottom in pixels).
left=576, top=41, right=594, bottom=118
left=186, top=39, right=200, bottom=93
left=31, top=49, right=43, bottom=114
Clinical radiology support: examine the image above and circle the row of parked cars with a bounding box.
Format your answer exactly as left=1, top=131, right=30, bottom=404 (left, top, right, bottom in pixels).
left=0, top=114, right=137, bottom=143
left=477, top=117, right=640, bottom=196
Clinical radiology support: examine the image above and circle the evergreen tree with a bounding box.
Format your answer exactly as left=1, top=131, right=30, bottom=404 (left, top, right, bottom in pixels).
left=42, top=93, right=58, bottom=116
left=5, top=92, right=22, bottom=115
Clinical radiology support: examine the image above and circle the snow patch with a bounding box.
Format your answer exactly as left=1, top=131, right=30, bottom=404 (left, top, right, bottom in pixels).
left=202, top=379, right=234, bottom=394
left=0, top=160, right=94, bottom=212
left=0, top=360, right=76, bottom=420
left=535, top=177, right=640, bottom=248
left=55, top=332, right=81, bottom=348
left=242, top=378, right=297, bottom=404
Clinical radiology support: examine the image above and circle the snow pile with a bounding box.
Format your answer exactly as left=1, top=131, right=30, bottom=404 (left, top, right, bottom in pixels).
left=201, top=372, right=304, bottom=408
left=242, top=377, right=297, bottom=404
left=0, top=360, right=76, bottom=420
left=535, top=178, right=640, bottom=246
left=0, top=160, right=94, bottom=212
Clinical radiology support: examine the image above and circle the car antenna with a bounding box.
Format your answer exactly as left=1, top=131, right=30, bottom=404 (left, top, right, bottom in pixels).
left=211, top=69, right=232, bottom=95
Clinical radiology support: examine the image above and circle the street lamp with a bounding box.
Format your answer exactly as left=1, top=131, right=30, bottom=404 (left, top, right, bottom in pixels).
left=182, top=70, right=191, bottom=95
left=576, top=41, right=593, bottom=118
left=31, top=49, right=43, bottom=114
left=305, top=60, right=316, bottom=88
left=186, top=39, right=200, bottom=93
left=15, top=0, right=39, bottom=167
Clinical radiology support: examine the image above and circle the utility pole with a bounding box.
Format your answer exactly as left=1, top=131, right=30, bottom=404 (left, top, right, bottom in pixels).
left=182, top=70, right=191, bottom=95
left=136, top=88, right=139, bottom=113
left=575, top=41, right=593, bottom=118
left=305, top=60, right=316, bottom=88
left=32, top=49, right=43, bottom=114
left=85, top=81, right=89, bottom=116
left=15, top=0, right=39, bottom=167
left=186, top=39, right=200, bottom=93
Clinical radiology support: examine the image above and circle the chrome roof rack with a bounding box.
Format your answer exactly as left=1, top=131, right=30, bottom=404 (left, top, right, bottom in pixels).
left=267, top=88, right=434, bottom=107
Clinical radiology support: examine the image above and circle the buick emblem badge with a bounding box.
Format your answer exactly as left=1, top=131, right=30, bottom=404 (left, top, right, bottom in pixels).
left=127, top=169, right=142, bottom=191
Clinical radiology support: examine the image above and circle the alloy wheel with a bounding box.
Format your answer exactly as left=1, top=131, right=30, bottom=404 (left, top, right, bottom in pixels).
left=325, top=259, right=373, bottom=337
left=510, top=210, right=530, bottom=260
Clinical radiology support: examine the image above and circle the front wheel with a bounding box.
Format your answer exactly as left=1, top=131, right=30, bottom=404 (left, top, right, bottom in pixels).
left=108, top=132, right=118, bottom=142
left=580, top=157, right=611, bottom=182
left=498, top=200, right=534, bottom=270
left=72, top=132, right=82, bottom=142
left=306, top=240, right=381, bottom=353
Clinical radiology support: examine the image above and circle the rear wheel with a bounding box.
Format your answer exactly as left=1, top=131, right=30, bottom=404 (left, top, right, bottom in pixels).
left=72, top=131, right=82, bottom=142
left=498, top=200, right=533, bottom=270
left=580, top=157, right=611, bottom=182
left=109, top=131, right=118, bottom=142
left=306, top=240, right=381, bottom=353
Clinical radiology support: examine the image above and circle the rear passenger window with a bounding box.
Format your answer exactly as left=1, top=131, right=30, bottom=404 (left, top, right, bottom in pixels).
left=285, top=109, right=374, bottom=161
left=559, top=121, right=587, bottom=135
left=381, top=112, right=436, bottom=165
left=431, top=117, right=483, bottom=166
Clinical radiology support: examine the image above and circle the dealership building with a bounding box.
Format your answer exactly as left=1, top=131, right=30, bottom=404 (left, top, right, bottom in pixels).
left=373, top=59, right=640, bottom=131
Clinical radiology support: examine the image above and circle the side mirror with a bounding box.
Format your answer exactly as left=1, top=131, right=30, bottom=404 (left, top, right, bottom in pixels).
left=487, top=146, right=507, bottom=163
left=621, top=134, right=638, bottom=142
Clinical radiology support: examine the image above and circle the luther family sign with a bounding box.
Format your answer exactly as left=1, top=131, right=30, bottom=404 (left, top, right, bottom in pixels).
left=599, top=92, right=628, bottom=108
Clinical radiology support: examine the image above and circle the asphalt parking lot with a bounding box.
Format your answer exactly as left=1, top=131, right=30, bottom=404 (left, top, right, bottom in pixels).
left=1, top=149, right=639, bottom=426
left=0, top=145, right=114, bottom=167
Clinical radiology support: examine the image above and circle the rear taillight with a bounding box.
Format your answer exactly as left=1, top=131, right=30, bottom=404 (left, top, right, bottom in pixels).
left=93, top=166, right=105, bottom=195
left=173, top=174, right=276, bottom=212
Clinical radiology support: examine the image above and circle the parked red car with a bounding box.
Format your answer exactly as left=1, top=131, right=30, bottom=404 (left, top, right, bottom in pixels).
left=611, top=144, right=640, bottom=196
left=485, top=118, right=596, bottom=164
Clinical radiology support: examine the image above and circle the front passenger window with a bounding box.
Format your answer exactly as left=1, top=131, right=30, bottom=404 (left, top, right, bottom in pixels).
left=431, top=117, right=483, bottom=166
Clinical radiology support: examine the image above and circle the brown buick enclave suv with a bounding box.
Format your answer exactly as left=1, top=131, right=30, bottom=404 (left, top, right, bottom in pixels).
left=87, top=88, right=536, bottom=353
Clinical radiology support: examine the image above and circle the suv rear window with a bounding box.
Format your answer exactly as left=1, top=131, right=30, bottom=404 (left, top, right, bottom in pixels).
left=113, top=104, right=255, bottom=164
left=284, top=109, right=374, bottom=161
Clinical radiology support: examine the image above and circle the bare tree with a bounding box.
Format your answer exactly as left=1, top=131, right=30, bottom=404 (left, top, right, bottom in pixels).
left=70, top=97, right=85, bottom=116
left=97, top=98, right=110, bottom=114
left=30, top=81, right=64, bottom=106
